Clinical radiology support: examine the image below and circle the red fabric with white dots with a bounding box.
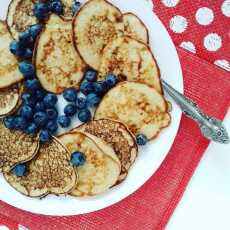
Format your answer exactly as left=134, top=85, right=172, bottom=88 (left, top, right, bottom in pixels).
left=0, top=1, right=230, bottom=230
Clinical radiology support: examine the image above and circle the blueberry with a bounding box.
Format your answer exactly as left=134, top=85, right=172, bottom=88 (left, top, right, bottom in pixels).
left=36, top=89, right=46, bottom=101
left=78, top=109, right=91, bottom=123
left=25, top=123, right=38, bottom=135
left=35, top=101, right=46, bottom=112
left=76, top=95, right=86, bottom=109
left=21, top=92, right=36, bottom=106
left=80, top=81, right=94, bottom=95
left=18, top=30, right=31, bottom=46
left=63, top=88, right=78, bottom=102
left=84, top=69, right=97, bottom=82
left=43, top=93, right=58, bottom=108
left=93, top=81, right=107, bottom=95
left=72, top=1, right=81, bottom=14
left=86, top=93, right=100, bottom=107
left=22, top=48, right=33, bottom=59
left=105, top=73, right=118, bottom=88
left=64, top=103, right=77, bottom=117
left=29, top=24, right=43, bottom=39
left=70, top=151, right=86, bottom=166
left=9, top=40, right=24, bottom=56
left=20, top=105, right=33, bottom=119
left=136, top=134, right=148, bottom=146
left=25, top=79, right=41, bottom=91
left=39, top=129, right=51, bottom=143
left=58, top=115, right=71, bottom=128
left=50, top=1, right=64, bottom=15
left=14, top=116, right=27, bottom=130
left=12, top=164, right=26, bottom=177
left=46, top=120, right=58, bottom=134
left=33, top=112, right=48, bottom=127
left=33, top=3, right=49, bottom=20
left=3, top=117, right=15, bottom=129
left=46, top=108, right=58, bottom=120
left=18, top=62, right=35, bottom=77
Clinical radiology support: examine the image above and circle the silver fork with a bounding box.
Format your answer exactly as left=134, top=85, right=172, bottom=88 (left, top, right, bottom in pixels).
left=162, top=80, right=230, bottom=144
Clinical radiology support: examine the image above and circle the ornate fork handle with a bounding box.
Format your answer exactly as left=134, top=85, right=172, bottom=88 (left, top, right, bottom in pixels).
left=162, top=80, right=229, bottom=144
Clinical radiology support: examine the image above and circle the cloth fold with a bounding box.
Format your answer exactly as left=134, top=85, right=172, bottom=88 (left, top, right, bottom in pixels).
left=0, top=47, right=230, bottom=230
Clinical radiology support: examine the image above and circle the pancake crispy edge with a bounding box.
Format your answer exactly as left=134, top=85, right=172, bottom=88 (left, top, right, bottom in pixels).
left=95, top=81, right=171, bottom=140
left=4, top=136, right=77, bottom=197
left=34, top=14, right=86, bottom=94
left=59, top=131, right=121, bottom=197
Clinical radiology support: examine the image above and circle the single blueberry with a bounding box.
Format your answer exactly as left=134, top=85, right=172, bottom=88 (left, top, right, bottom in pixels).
left=22, top=48, right=33, bottom=59
left=78, top=109, right=91, bottom=123
left=80, top=81, right=94, bottom=95
left=76, top=95, right=86, bottom=109
left=50, top=1, right=64, bottom=14
left=72, top=1, right=81, bottom=15
left=70, top=151, right=86, bottom=166
left=63, top=88, right=78, bottom=102
left=64, top=103, right=77, bottom=117
left=84, top=69, right=97, bottom=82
left=3, top=117, right=15, bottom=129
left=25, top=79, right=41, bottom=91
left=12, top=164, right=26, bottom=177
left=46, top=120, right=58, bottom=134
left=18, top=30, right=31, bottom=46
left=57, top=115, right=71, bottom=128
left=46, top=108, right=58, bottom=120
left=39, top=129, right=51, bottom=143
left=36, top=89, right=46, bottom=101
left=105, top=73, right=118, bottom=88
left=33, top=3, right=49, bottom=20
left=9, top=40, right=24, bottom=56
left=33, top=111, right=48, bottom=127
left=29, top=24, right=43, bottom=39
left=86, top=93, right=100, bottom=107
left=43, top=93, right=58, bottom=108
left=136, top=134, right=148, bottom=146
left=20, top=105, right=33, bottom=120
left=21, top=92, right=36, bottom=106
left=14, top=116, right=27, bottom=130
left=18, top=62, right=35, bottom=77
left=25, top=123, right=38, bottom=135
left=35, top=101, right=46, bottom=112
left=93, top=81, right=107, bottom=95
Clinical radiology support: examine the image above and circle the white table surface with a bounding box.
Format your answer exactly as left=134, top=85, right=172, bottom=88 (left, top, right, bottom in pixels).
left=167, top=108, right=230, bottom=230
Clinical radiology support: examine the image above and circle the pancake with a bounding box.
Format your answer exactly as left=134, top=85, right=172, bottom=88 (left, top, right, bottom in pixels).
left=0, top=121, right=39, bottom=173
left=95, top=82, right=171, bottom=140
left=0, top=21, right=24, bottom=88
left=61, top=0, right=75, bottom=20
left=72, top=0, right=124, bottom=70
left=34, top=14, right=86, bottom=94
left=0, top=84, right=21, bottom=117
left=123, top=13, right=149, bottom=44
left=59, top=131, right=121, bottom=196
left=4, top=137, right=77, bottom=197
left=73, top=119, right=138, bottom=183
left=6, top=0, right=37, bottom=39
left=98, top=36, right=162, bottom=93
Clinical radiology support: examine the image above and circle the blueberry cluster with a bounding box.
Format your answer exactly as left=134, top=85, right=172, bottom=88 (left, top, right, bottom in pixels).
left=33, top=0, right=81, bottom=20
left=60, top=70, right=118, bottom=127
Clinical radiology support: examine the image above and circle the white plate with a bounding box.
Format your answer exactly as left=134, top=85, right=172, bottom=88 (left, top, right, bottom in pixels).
left=0, top=0, right=183, bottom=216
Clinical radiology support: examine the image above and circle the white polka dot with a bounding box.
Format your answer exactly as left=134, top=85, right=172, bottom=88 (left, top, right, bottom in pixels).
left=18, top=225, right=30, bottom=230
left=161, top=0, right=180, bottom=7
left=204, top=33, right=222, bottom=51
left=180, top=41, right=196, bottom=53
left=214, top=59, right=230, bottom=71
left=169, top=15, right=188, bottom=33
left=0, top=226, right=9, bottom=230
left=195, top=7, right=214, bottom=25
left=222, top=0, right=230, bottom=17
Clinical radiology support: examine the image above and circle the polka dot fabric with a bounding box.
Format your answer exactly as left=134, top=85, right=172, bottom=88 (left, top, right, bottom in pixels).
left=154, top=0, right=230, bottom=71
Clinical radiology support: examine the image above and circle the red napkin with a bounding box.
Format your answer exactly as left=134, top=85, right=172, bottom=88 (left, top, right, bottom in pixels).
left=0, top=1, right=230, bottom=229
